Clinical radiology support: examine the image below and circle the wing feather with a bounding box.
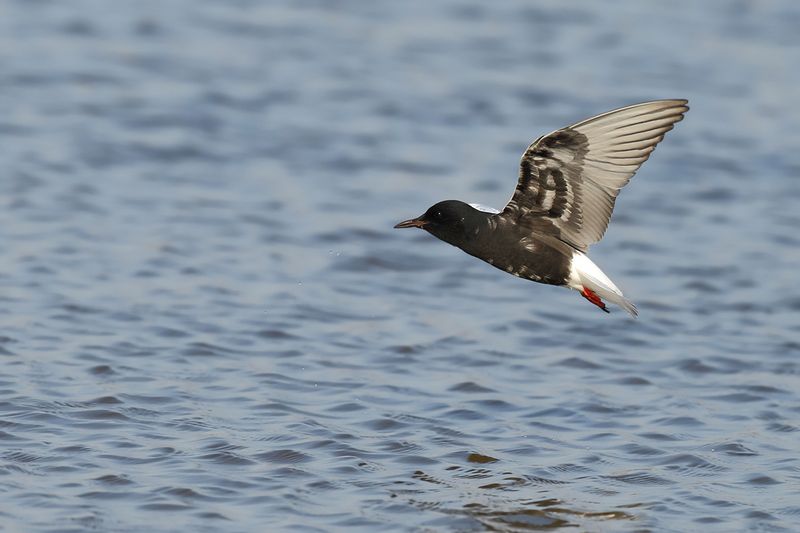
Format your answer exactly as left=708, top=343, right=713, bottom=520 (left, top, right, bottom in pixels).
left=500, top=99, right=688, bottom=250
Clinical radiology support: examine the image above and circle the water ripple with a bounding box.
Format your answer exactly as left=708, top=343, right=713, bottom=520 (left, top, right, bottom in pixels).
left=1, top=0, right=799, bottom=531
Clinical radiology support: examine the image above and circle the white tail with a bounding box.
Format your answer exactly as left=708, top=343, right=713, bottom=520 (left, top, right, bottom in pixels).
left=568, top=252, right=638, bottom=317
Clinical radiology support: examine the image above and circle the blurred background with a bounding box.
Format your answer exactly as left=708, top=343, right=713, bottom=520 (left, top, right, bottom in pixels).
left=1, top=0, right=799, bottom=531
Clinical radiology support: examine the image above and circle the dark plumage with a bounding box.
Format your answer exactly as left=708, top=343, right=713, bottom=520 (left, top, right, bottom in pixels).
left=395, top=100, right=689, bottom=316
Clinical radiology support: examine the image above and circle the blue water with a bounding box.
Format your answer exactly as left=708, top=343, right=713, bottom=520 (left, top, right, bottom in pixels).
left=1, top=0, right=799, bottom=531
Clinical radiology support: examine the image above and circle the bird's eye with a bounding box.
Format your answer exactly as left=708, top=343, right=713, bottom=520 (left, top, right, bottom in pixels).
left=435, top=211, right=443, bottom=219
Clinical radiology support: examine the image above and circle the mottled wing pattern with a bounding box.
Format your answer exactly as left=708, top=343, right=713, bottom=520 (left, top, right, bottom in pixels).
left=501, top=100, right=689, bottom=250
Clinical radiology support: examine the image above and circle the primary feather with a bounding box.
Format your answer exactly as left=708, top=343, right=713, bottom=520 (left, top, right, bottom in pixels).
left=501, top=99, right=689, bottom=251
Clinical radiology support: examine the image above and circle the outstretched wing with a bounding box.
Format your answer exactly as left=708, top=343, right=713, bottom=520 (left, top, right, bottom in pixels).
left=500, top=99, right=688, bottom=251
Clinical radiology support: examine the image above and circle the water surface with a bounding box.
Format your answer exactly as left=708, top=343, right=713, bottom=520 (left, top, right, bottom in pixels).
left=1, top=0, right=799, bottom=531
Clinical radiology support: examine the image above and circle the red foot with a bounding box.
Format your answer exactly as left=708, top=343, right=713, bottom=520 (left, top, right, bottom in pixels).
left=581, top=287, right=610, bottom=313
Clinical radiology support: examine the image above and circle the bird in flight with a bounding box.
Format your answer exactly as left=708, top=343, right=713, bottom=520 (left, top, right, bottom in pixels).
left=394, top=99, right=689, bottom=316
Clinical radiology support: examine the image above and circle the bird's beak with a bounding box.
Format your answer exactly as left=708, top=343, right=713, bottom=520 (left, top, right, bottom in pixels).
left=394, top=217, right=427, bottom=229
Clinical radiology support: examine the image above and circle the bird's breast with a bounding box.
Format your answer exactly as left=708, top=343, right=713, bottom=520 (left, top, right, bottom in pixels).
left=473, top=233, right=572, bottom=286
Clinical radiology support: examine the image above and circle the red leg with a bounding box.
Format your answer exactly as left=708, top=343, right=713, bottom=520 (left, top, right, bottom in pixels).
left=581, top=287, right=610, bottom=313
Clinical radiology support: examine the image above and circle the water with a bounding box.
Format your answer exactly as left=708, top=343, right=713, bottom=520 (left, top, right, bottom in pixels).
left=1, top=0, right=799, bottom=531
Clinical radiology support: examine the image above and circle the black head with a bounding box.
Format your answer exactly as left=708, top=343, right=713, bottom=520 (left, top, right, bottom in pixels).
left=394, top=200, right=490, bottom=247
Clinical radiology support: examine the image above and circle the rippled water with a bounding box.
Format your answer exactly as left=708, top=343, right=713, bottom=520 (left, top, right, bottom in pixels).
left=2, top=0, right=800, bottom=531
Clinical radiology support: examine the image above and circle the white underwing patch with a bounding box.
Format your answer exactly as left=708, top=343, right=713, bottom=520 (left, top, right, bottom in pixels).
left=468, top=203, right=500, bottom=214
